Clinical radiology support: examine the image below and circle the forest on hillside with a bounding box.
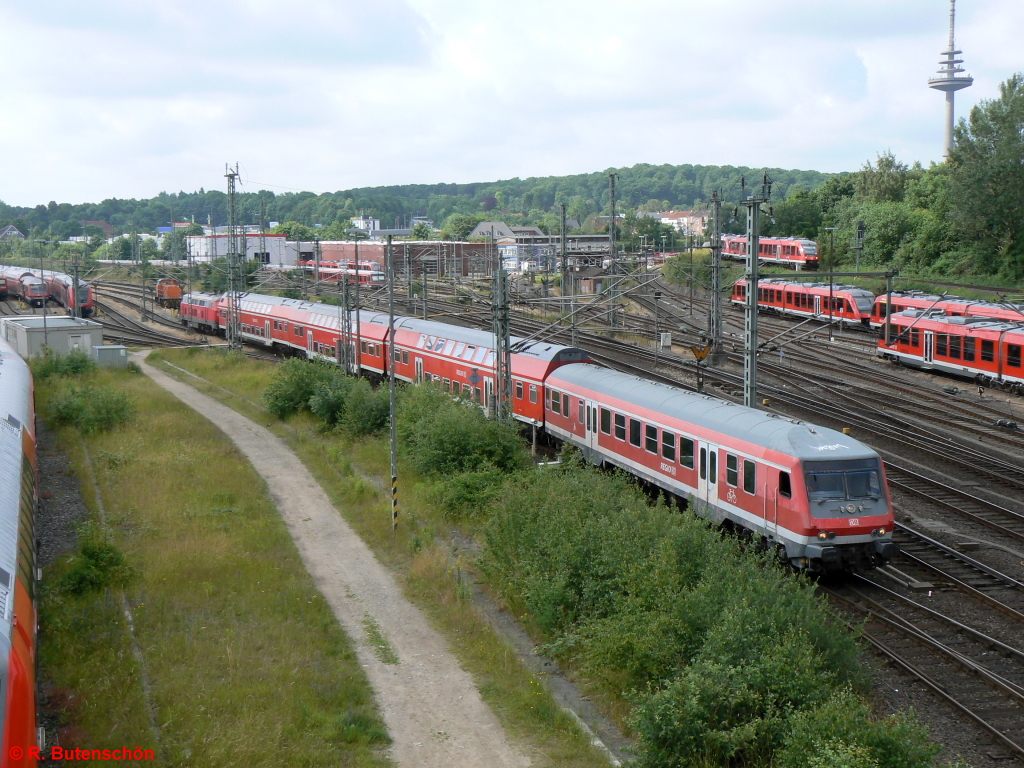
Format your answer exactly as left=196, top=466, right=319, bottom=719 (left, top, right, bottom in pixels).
left=2, top=73, right=1022, bottom=280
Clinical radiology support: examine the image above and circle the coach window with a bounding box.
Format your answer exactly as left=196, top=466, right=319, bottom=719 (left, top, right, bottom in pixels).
left=360, top=340, right=368, bottom=354
left=474, top=386, right=482, bottom=403
left=964, top=338, right=975, bottom=362
left=645, top=425, right=658, bottom=453
left=600, top=408, right=611, bottom=434
left=981, top=339, right=995, bottom=363
left=662, top=431, right=676, bottom=462
left=629, top=418, right=641, bottom=447
left=743, top=460, right=756, bottom=494
left=779, top=471, right=792, bottom=498
left=294, top=325, right=304, bottom=337
left=949, top=336, right=961, bottom=359
left=563, top=395, right=571, bottom=418
left=911, top=329, right=920, bottom=348
left=551, top=390, right=561, bottom=413
left=679, top=437, right=694, bottom=469
left=708, top=450, right=717, bottom=484
left=699, top=447, right=707, bottom=480
left=529, top=384, right=538, bottom=403
left=578, top=400, right=585, bottom=423
left=1009, top=344, right=1022, bottom=368
left=936, top=334, right=947, bottom=356
left=613, top=413, right=626, bottom=440
left=393, top=348, right=401, bottom=362
left=515, top=380, right=524, bottom=399
left=442, top=378, right=450, bottom=390
left=402, top=350, right=409, bottom=365
left=726, top=454, right=738, bottom=486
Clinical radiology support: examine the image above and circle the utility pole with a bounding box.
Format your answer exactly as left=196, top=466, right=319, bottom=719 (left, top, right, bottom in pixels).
left=608, top=173, right=620, bottom=328
left=70, top=260, right=81, bottom=319
left=387, top=236, right=399, bottom=532
left=708, top=191, right=725, bottom=364
left=225, top=162, right=242, bottom=351
left=259, top=196, right=267, bottom=267
left=492, top=262, right=512, bottom=423
left=559, top=203, right=568, bottom=315
left=741, top=173, right=773, bottom=409
left=825, top=226, right=839, bottom=342
left=354, top=238, right=362, bottom=373
left=854, top=220, right=865, bottom=272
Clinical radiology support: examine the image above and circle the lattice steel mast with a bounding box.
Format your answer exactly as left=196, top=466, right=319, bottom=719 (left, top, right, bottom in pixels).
left=741, top=174, right=772, bottom=408
left=225, top=163, right=242, bottom=351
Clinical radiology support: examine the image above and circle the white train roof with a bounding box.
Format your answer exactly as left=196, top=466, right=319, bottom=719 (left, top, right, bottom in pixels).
left=548, top=363, right=878, bottom=462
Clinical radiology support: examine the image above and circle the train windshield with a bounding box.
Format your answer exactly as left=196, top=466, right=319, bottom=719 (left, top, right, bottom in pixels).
left=803, top=458, right=882, bottom=501
left=801, top=243, right=818, bottom=255
left=854, top=296, right=874, bottom=311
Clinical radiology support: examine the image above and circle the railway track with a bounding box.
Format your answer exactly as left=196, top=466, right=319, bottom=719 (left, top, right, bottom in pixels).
left=823, top=577, right=1024, bottom=760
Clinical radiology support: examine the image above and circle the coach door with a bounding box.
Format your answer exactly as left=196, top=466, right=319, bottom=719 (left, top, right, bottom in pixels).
left=585, top=400, right=600, bottom=452
left=923, top=332, right=934, bottom=363
left=812, top=295, right=822, bottom=316
left=697, top=442, right=720, bottom=514
left=265, top=320, right=271, bottom=344
left=415, top=357, right=424, bottom=383
left=307, top=329, right=314, bottom=356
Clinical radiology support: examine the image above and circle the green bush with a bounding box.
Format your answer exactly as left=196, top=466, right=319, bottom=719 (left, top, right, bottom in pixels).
left=60, top=529, right=135, bottom=595
left=398, top=385, right=525, bottom=476
left=308, top=375, right=354, bottom=426
left=481, top=461, right=882, bottom=768
left=777, top=687, right=939, bottom=768
left=425, top=467, right=509, bottom=521
left=340, top=379, right=390, bottom=436
left=263, top=358, right=336, bottom=418
left=31, top=349, right=96, bottom=380
left=49, top=384, right=132, bottom=433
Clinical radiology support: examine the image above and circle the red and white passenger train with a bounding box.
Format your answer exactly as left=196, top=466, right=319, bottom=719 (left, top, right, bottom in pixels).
left=870, top=291, right=1024, bottom=329
left=720, top=236, right=820, bottom=269
left=732, top=279, right=875, bottom=327
left=0, top=266, right=94, bottom=317
left=879, top=310, right=1024, bottom=393
left=295, top=260, right=385, bottom=287
left=0, top=336, right=38, bottom=768
left=180, top=290, right=898, bottom=572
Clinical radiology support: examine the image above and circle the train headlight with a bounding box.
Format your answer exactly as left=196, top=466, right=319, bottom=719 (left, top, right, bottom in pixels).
left=817, top=531, right=828, bottom=540
left=878, top=527, right=886, bottom=536
left=845, top=504, right=857, bottom=513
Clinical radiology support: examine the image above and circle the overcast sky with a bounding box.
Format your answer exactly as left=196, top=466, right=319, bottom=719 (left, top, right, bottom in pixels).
left=1, top=0, right=1020, bottom=207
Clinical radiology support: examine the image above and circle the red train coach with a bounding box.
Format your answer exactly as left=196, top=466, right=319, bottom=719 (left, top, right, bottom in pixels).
left=721, top=235, right=820, bottom=269
left=732, top=279, right=874, bottom=327
left=544, top=364, right=897, bottom=573
left=388, top=317, right=589, bottom=425
left=871, top=291, right=1024, bottom=328
left=879, top=310, right=1024, bottom=393
left=43, top=273, right=94, bottom=318
left=0, top=336, right=39, bottom=768
left=0, top=277, right=8, bottom=301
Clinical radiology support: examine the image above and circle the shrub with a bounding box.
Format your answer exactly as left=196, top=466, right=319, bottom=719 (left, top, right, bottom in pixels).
left=398, top=385, right=525, bottom=476
left=308, top=375, right=354, bottom=426
left=777, top=687, right=939, bottom=768
left=49, top=384, right=132, bottom=433
left=425, top=467, right=509, bottom=521
left=263, top=358, right=336, bottom=418
left=31, top=349, right=96, bottom=380
left=60, top=530, right=135, bottom=595
left=340, top=379, right=390, bottom=436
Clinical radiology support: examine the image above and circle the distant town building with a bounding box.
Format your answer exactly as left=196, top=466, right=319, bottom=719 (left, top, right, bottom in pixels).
left=185, top=233, right=292, bottom=264
left=350, top=214, right=380, bottom=232
left=0, top=225, right=25, bottom=241
left=657, top=210, right=709, bottom=235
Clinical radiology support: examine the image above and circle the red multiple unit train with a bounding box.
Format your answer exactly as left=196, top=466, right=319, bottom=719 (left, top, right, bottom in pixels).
left=869, top=291, right=1024, bottom=329
left=0, top=266, right=94, bottom=317
left=0, top=336, right=38, bottom=768
left=731, top=279, right=875, bottom=327
left=878, top=310, right=1024, bottom=393
left=180, top=290, right=898, bottom=573
left=720, top=236, right=820, bottom=269
left=295, top=260, right=385, bottom=287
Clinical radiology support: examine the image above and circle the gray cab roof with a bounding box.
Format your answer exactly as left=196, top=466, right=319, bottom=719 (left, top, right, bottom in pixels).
left=549, top=364, right=879, bottom=462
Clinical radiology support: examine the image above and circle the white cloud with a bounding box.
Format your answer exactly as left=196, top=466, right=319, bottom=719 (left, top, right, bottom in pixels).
left=0, top=0, right=1020, bottom=206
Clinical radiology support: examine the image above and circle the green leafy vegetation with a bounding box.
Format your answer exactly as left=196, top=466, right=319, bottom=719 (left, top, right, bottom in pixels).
left=58, top=526, right=135, bottom=595
left=30, top=349, right=96, bottom=380
left=49, top=383, right=132, bottom=433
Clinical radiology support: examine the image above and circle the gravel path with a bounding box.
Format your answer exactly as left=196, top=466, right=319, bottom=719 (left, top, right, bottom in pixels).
left=135, top=354, right=530, bottom=768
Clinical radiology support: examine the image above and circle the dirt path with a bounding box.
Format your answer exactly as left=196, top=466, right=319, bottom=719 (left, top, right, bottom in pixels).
left=134, top=354, right=530, bottom=768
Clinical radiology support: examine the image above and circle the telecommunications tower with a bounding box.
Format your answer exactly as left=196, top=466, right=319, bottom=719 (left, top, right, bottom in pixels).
left=928, top=0, right=973, bottom=159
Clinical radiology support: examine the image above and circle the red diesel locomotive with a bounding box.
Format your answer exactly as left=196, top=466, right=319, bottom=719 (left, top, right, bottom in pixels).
left=0, top=335, right=39, bottom=768
left=732, top=279, right=875, bottom=327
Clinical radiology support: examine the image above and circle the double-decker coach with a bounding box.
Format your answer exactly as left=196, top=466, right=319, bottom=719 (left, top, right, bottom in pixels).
left=543, top=364, right=897, bottom=573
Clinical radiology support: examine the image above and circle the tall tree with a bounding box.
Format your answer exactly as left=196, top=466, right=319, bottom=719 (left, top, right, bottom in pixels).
left=948, top=73, right=1024, bottom=277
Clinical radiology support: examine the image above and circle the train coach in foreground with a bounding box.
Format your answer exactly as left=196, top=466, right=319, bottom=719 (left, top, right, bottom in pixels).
left=0, top=336, right=38, bottom=767
left=543, top=364, right=898, bottom=573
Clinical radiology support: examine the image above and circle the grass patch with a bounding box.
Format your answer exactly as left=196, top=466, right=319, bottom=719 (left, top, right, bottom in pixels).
left=37, top=367, right=390, bottom=766
left=361, top=616, right=399, bottom=665
left=150, top=348, right=610, bottom=768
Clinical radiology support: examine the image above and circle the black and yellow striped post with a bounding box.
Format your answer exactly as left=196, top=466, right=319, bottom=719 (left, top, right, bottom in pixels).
left=387, top=235, right=399, bottom=533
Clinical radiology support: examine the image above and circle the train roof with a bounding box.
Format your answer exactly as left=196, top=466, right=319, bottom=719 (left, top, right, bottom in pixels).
left=392, top=316, right=585, bottom=361
left=548, top=364, right=879, bottom=462
left=751, top=278, right=873, bottom=296
left=890, top=309, right=1024, bottom=334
